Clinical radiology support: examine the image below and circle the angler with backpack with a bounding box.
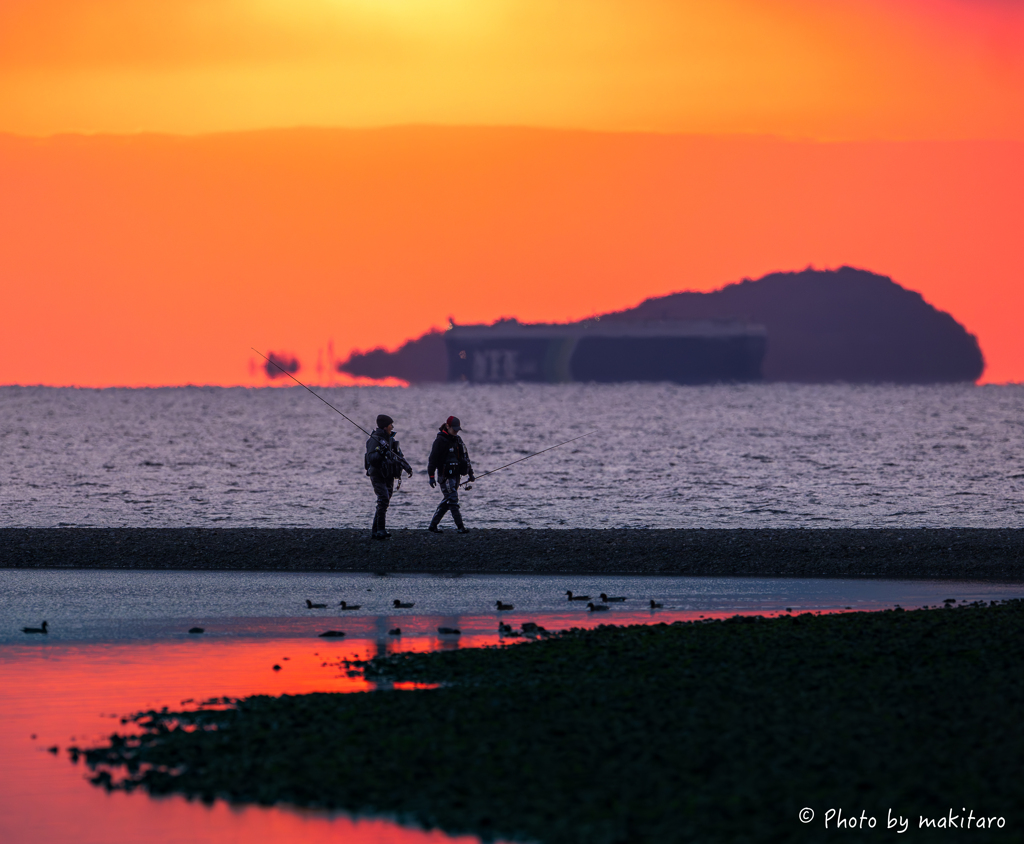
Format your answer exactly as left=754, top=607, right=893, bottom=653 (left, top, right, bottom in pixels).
left=365, top=414, right=413, bottom=540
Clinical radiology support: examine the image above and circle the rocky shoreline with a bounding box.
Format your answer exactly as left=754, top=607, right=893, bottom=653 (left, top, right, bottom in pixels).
left=2, top=528, right=1023, bottom=580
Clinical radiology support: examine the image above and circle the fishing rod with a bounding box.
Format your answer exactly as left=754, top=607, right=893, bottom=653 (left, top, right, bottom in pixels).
left=254, top=347, right=590, bottom=490
left=252, top=348, right=371, bottom=437
left=461, top=430, right=596, bottom=490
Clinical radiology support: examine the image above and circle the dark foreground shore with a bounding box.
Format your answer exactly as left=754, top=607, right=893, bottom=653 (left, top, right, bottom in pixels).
left=3, top=527, right=1024, bottom=580
left=81, top=601, right=1024, bottom=843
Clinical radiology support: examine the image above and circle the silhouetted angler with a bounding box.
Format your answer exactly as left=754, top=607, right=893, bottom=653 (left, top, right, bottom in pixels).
left=365, top=414, right=413, bottom=540
left=427, top=416, right=474, bottom=533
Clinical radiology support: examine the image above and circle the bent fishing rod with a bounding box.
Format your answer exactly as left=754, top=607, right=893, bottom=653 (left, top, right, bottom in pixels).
left=252, top=348, right=371, bottom=437
left=461, top=430, right=596, bottom=490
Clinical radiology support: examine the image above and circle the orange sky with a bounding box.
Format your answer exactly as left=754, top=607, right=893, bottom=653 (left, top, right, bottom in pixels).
left=0, top=0, right=1022, bottom=385
left=2, top=0, right=1023, bottom=139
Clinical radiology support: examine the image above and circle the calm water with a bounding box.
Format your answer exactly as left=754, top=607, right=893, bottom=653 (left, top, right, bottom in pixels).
left=1, top=383, right=1022, bottom=529
left=3, top=569, right=1023, bottom=844
left=1, top=635, right=511, bottom=844
left=5, top=569, right=1024, bottom=644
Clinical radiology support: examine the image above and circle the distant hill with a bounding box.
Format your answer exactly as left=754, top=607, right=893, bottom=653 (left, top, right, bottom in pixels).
left=340, top=268, right=984, bottom=384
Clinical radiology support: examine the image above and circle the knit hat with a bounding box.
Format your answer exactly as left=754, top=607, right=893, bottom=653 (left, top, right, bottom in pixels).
left=376, top=414, right=394, bottom=429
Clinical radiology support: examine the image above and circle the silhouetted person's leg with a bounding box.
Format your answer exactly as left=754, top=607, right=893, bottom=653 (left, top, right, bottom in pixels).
left=428, top=500, right=449, bottom=531
left=371, top=477, right=392, bottom=538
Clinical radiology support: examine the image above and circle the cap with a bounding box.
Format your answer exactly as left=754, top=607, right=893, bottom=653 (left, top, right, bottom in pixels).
left=446, top=415, right=462, bottom=431
left=376, top=414, right=394, bottom=429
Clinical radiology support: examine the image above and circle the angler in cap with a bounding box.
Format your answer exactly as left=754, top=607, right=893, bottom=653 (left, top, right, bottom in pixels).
left=427, top=416, right=474, bottom=533
left=365, top=414, right=412, bottom=540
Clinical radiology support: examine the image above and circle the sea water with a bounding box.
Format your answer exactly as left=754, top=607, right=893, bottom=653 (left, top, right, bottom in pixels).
left=1, top=382, right=1022, bottom=529
left=3, top=380, right=1024, bottom=844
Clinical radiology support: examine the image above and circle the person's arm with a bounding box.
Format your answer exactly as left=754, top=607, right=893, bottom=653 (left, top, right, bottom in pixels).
left=395, top=441, right=413, bottom=476
left=365, top=435, right=383, bottom=470
left=427, top=438, right=439, bottom=486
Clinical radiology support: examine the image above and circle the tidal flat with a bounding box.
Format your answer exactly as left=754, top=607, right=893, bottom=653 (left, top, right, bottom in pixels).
left=79, top=600, right=1024, bottom=844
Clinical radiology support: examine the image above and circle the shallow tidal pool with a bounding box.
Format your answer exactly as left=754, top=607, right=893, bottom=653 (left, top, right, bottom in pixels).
left=3, top=570, right=1022, bottom=844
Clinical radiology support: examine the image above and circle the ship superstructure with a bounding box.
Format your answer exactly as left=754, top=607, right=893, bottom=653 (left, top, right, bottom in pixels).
left=444, top=319, right=766, bottom=383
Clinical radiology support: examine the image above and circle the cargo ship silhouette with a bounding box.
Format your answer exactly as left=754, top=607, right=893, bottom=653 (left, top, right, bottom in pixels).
left=444, top=319, right=766, bottom=384
left=338, top=269, right=984, bottom=385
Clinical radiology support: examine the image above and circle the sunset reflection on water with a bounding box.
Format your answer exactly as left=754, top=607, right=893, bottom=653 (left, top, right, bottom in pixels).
left=4, top=594, right=1014, bottom=844
left=0, top=632, right=512, bottom=844
left=2, top=608, right=784, bottom=842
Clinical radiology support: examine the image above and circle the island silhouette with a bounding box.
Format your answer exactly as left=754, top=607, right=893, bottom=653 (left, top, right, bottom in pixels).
left=339, top=267, right=984, bottom=384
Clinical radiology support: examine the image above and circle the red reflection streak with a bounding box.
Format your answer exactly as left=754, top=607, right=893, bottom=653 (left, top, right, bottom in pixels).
left=0, top=637, right=512, bottom=844
left=0, top=609, right=865, bottom=844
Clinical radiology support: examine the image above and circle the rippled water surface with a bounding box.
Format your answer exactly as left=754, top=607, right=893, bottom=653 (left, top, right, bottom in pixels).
left=2, top=383, right=1022, bottom=528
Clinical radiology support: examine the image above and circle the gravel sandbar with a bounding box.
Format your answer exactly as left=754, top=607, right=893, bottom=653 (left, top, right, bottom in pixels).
left=2, top=528, right=1023, bottom=580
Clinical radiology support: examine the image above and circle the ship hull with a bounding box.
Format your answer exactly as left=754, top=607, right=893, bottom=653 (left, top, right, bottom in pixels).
left=445, top=321, right=766, bottom=384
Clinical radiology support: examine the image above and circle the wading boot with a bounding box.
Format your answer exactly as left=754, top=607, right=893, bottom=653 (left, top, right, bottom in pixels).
left=428, top=503, right=448, bottom=533
left=452, top=506, right=470, bottom=534
left=372, top=510, right=391, bottom=536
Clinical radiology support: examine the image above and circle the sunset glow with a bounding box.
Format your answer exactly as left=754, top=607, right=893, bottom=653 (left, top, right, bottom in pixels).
left=0, top=0, right=1022, bottom=386
left=2, top=0, right=1022, bottom=139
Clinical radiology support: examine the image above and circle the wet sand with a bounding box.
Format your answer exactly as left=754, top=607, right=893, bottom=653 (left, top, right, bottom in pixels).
left=2, top=528, right=1023, bottom=580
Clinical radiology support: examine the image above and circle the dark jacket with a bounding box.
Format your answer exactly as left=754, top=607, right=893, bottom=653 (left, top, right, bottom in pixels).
left=427, top=427, right=473, bottom=480
left=365, top=428, right=412, bottom=480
